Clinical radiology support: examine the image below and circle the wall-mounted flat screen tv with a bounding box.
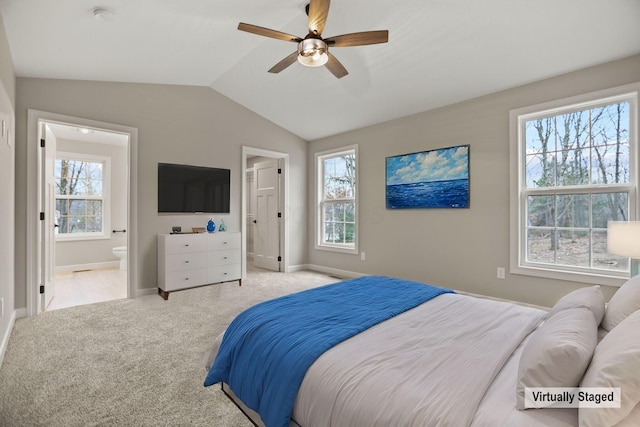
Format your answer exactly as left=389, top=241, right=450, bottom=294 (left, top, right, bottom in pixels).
left=158, top=163, right=230, bottom=214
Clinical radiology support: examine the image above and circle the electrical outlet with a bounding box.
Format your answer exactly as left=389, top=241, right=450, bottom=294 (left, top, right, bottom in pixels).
left=360, top=252, right=366, bottom=261
left=497, top=267, right=505, bottom=279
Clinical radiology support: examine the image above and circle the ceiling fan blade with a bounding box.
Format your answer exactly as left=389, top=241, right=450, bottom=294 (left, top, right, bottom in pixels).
left=325, top=30, right=389, bottom=47
left=238, top=23, right=302, bottom=43
left=325, top=52, right=348, bottom=79
left=268, top=52, right=299, bottom=74
left=307, top=0, right=330, bottom=36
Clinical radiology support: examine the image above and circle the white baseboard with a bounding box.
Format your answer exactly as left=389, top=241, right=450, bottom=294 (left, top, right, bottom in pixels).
left=298, top=264, right=365, bottom=280
left=56, top=261, right=119, bottom=273
left=136, top=287, right=159, bottom=298
left=286, top=264, right=307, bottom=273
left=454, top=289, right=550, bottom=311
left=0, top=309, right=18, bottom=368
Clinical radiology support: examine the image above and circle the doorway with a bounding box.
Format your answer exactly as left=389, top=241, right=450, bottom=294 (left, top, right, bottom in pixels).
left=242, top=147, right=289, bottom=277
left=27, top=110, right=138, bottom=316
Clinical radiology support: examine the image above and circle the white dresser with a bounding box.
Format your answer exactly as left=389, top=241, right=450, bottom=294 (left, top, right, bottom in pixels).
left=157, top=232, right=241, bottom=299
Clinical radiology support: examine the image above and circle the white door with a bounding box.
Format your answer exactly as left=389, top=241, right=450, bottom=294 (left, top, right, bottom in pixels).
left=38, top=123, right=57, bottom=312
left=253, top=159, right=280, bottom=271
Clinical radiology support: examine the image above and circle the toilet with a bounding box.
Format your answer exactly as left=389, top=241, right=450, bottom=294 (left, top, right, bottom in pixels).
left=113, top=246, right=127, bottom=270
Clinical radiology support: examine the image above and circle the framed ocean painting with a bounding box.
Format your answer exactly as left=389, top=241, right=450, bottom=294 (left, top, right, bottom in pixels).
left=386, top=145, right=470, bottom=209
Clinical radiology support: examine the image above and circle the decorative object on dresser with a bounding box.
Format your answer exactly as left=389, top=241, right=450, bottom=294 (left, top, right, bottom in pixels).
left=157, top=232, right=241, bottom=300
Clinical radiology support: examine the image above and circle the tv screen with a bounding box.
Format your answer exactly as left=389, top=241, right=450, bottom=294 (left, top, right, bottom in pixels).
left=158, top=163, right=230, bottom=213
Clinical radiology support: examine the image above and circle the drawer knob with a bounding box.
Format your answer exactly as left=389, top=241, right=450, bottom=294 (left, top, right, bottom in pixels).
left=223, top=241, right=228, bottom=244
left=185, top=260, right=190, bottom=263
left=223, top=272, right=228, bottom=275
left=185, top=277, right=189, bottom=280
left=184, top=244, right=190, bottom=247
left=224, top=256, right=228, bottom=260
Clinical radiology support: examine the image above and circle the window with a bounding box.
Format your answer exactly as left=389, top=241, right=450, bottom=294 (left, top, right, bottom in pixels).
left=511, top=85, right=638, bottom=284
left=55, top=153, right=110, bottom=241
left=316, top=145, right=358, bottom=253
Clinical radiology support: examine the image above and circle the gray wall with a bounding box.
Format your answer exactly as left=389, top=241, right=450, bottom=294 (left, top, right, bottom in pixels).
left=55, top=138, right=127, bottom=269
left=15, top=79, right=308, bottom=308
left=308, top=54, right=640, bottom=308
left=0, top=14, right=15, bottom=356
left=0, top=16, right=13, bottom=108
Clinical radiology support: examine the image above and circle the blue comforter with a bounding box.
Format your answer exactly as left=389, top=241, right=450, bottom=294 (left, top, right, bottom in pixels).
left=204, top=275, right=454, bottom=427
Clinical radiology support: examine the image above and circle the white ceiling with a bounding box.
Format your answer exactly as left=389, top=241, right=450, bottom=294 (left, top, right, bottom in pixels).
left=1, top=0, right=639, bottom=141
left=46, top=122, right=128, bottom=146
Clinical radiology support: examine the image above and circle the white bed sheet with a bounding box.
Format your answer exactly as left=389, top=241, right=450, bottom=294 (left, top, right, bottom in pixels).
left=291, top=293, right=545, bottom=427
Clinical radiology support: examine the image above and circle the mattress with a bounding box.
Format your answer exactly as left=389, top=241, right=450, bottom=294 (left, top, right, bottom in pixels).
left=206, top=290, right=581, bottom=426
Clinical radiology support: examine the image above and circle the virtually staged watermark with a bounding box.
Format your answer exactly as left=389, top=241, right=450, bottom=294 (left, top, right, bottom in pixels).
left=525, top=387, right=621, bottom=409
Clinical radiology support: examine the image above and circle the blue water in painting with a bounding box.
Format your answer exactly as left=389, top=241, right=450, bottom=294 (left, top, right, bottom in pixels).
left=386, top=179, right=469, bottom=209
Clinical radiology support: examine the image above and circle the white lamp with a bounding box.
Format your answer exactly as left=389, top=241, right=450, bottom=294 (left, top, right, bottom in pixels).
left=607, top=221, right=640, bottom=276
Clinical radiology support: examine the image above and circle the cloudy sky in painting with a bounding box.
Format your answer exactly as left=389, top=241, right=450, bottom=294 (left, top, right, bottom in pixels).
left=386, top=145, right=469, bottom=186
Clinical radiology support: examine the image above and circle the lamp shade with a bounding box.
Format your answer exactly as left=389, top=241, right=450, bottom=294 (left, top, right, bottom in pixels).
left=607, top=221, right=640, bottom=259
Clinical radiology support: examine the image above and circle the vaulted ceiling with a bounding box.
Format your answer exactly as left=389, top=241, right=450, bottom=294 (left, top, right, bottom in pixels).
left=1, top=0, right=639, bottom=140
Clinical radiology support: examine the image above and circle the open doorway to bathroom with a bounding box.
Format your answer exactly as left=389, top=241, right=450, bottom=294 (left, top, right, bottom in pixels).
left=45, top=123, right=129, bottom=310
left=27, top=110, right=137, bottom=314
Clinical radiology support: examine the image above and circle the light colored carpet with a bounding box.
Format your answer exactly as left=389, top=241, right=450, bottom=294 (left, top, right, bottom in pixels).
left=0, top=268, right=339, bottom=426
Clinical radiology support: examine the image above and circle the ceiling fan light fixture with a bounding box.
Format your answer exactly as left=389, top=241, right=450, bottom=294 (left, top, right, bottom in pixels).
left=237, top=0, right=388, bottom=78
left=297, top=38, right=328, bottom=67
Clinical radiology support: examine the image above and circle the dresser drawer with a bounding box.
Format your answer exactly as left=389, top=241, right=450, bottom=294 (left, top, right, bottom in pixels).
left=164, top=235, right=208, bottom=254
left=208, top=264, right=241, bottom=284
left=208, top=249, right=241, bottom=267
left=164, top=252, right=207, bottom=272
left=162, top=268, right=208, bottom=291
left=208, top=233, right=241, bottom=251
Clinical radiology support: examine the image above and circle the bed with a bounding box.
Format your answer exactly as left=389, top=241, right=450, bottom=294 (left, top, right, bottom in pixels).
left=204, top=275, right=640, bottom=427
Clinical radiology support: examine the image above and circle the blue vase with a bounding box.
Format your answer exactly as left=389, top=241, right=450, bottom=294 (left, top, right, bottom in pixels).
left=206, top=218, right=215, bottom=233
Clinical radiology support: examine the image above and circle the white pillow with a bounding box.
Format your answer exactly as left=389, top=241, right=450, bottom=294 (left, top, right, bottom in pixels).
left=516, top=307, right=598, bottom=410
left=547, top=285, right=605, bottom=326
left=601, top=274, right=640, bottom=332
left=612, top=402, right=640, bottom=427
left=580, top=310, right=640, bottom=427
left=597, top=327, right=608, bottom=343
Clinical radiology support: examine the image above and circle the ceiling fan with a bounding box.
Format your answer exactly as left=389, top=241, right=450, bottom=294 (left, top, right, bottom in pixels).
left=238, top=0, right=389, bottom=79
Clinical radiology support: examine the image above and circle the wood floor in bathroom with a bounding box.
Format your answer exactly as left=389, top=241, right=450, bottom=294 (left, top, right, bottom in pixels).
left=47, top=267, right=127, bottom=311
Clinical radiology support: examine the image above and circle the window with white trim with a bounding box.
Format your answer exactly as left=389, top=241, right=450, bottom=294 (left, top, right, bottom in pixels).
left=316, top=146, right=358, bottom=254
left=55, top=153, right=110, bottom=241
left=511, top=86, right=638, bottom=283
